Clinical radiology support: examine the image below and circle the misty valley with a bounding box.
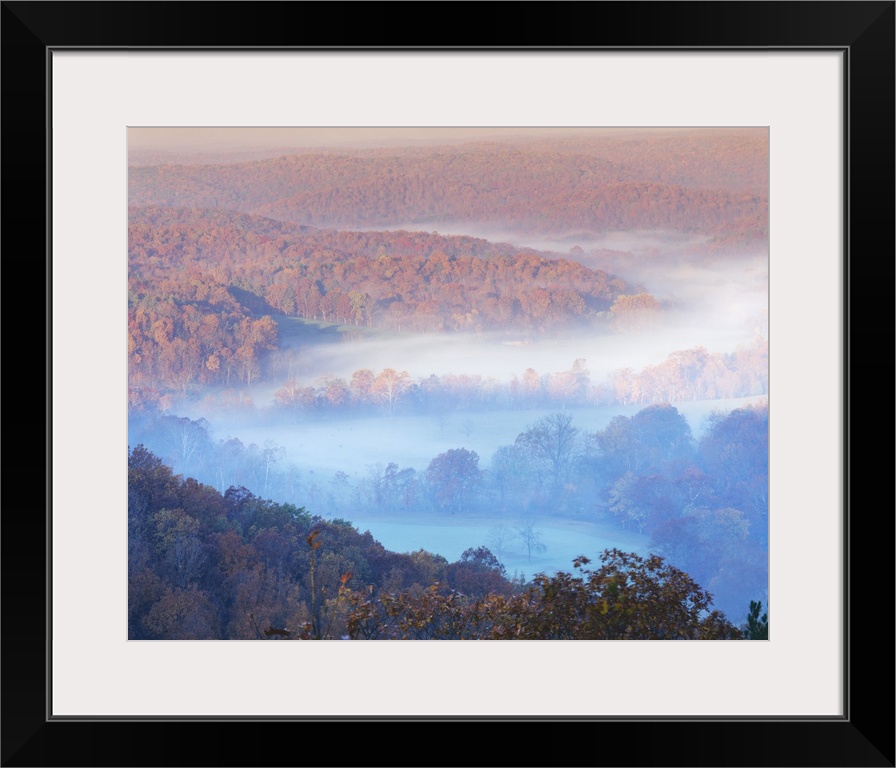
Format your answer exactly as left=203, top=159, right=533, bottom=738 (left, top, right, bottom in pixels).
left=128, top=128, right=769, bottom=640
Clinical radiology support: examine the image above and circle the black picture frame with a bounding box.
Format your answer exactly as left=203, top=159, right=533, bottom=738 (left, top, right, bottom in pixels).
left=4, top=2, right=893, bottom=766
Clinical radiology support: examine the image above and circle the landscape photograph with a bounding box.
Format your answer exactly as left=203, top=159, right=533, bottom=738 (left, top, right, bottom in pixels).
left=127, top=126, right=769, bottom=641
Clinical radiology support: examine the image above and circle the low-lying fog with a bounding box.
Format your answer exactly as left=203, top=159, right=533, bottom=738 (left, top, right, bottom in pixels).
left=270, top=309, right=765, bottom=388
left=210, top=400, right=762, bottom=480
left=218, top=247, right=767, bottom=415
left=139, top=226, right=768, bottom=588
left=149, top=395, right=765, bottom=586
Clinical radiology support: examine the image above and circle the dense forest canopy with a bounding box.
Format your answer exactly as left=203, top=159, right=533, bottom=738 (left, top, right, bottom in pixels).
left=129, top=129, right=767, bottom=245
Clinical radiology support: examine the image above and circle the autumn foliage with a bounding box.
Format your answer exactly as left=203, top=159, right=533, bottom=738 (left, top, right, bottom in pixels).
left=342, top=549, right=740, bottom=640
left=128, top=205, right=641, bottom=394
left=129, top=447, right=743, bottom=640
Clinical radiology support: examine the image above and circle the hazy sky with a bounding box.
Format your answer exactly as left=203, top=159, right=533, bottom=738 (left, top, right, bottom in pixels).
left=127, top=126, right=724, bottom=153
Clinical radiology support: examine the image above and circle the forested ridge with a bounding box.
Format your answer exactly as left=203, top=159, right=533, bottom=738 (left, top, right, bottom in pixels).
left=128, top=206, right=642, bottom=393
left=129, top=444, right=766, bottom=641
left=129, top=130, right=767, bottom=244
left=128, top=205, right=766, bottom=400
left=129, top=206, right=632, bottom=331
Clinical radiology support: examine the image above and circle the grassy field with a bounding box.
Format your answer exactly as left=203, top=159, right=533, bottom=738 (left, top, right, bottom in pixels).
left=343, top=508, right=651, bottom=581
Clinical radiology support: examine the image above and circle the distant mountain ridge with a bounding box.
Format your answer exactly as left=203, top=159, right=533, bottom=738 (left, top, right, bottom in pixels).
left=128, top=130, right=768, bottom=243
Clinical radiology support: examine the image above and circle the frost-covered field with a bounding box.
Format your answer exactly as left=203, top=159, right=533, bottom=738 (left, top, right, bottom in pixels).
left=343, top=509, right=651, bottom=581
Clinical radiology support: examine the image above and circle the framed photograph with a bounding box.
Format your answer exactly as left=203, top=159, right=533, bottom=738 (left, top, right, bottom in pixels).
left=6, top=1, right=893, bottom=765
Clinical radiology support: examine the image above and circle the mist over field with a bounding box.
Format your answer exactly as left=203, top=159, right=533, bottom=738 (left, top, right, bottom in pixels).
left=128, top=127, right=769, bottom=635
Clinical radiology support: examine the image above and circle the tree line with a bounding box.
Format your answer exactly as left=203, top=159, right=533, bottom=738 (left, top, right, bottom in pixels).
left=128, top=336, right=766, bottom=418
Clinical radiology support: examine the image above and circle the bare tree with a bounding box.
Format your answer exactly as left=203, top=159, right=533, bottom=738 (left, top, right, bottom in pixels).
left=516, top=514, right=547, bottom=562
left=373, top=368, right=411, bottom=416
left=515, top=413, right=581, bottom=492
left=166, top=416, right=210, bottom=467
left=487, top=523, right=514, bottom=565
